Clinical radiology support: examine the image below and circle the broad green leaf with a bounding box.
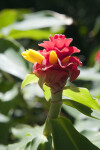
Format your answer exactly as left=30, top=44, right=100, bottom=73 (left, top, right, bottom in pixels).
left=7, top=136, right=34, bottom=150
left=28, top=136, right=52, bottom=150
left=43, top=84, right=51, bottom=101
left=62, top=104, right=80, bottom=118
left=75, top=118, right=100, bottom=148
left=63, top=86, right=100, bottom=111
left=7, top=125, right=42, bottom=150
left=8, top=29, right=55, bottom=40
left=2, top=10, right=73, bottom=33
left=75, top=118, right=100, bottom=133
left=0, top=9, right=30, bottom=29
left=11, top=125, right=43, bottom=139
left=50, top=116, right=100, bottom=150
left=0, top=85, right=18, bottom=102
left=0, top=9, right=17, bottom=29
left=7, top=125, right=52, bottom=150
left=21, top=73, right=39, bottom=88
left=0, top=38, right=29, bottom=79
left=85, top=131, right=100, bottom=148
left=63, top=99, right=100, bottom=119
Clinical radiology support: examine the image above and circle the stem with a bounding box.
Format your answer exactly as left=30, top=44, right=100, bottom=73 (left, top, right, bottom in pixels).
left=43, top=90, right=63, bottom=136
left=48, top=90, right=62, bottom=119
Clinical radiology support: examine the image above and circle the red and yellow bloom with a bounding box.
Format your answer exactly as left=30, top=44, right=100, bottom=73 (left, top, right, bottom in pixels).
left=22, top=34, right=82, bottom=93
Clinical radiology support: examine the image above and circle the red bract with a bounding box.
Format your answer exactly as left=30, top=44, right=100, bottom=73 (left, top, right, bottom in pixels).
left=33, top=34, right=82, bottom=93
left=22, top=34, right=82, bottom=93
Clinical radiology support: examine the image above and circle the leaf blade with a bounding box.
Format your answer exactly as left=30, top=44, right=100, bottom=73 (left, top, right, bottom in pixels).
left=21, top=73, right=39, bottom=88
left=43, top=84, right=51, bottom=101
left=50, top=116, right=100, bottom=150
left=63, top=86, right=100, bottom=111
left=63, top=99, right=100, bottom=119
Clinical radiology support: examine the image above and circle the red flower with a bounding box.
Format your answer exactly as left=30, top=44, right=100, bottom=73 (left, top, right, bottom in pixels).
left=22, top=34, right=82, bottom=93
left=95, top=50, right=100, bottom=62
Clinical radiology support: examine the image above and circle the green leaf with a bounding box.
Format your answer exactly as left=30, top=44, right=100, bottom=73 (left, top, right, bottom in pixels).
left=28, top=136, right=52, bottom=150
left=50, top=116, right=100, bottom=150
left=8, top=29, right=55, bottom=40
left=63, top=99, right=100, bottom=119
left=85, top=131, right=100, bottom=148
left=11, top=125, right=43, bottom=139
left=43, top=84, right=51, bottom=101
left=0, top=38, right=29, bottom=79
left=75, top=118, right=100, bottom=148
left=62, top=104, right=80, bottom=118
left=0, top=9, right=17, bottom=29
left=3, top=10, right=73, bottom=32
left=8, top=126, right=52, bottom=150
left=63, top=86, right=100, bottom=111
left=21, top=73, right=39, bottom=88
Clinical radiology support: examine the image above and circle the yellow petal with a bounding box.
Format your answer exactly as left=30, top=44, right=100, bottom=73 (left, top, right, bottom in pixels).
left=62, top=56, right=70, bottom=63
left=22, top=49, right=44, bottom=64
left=21, top=52, right=35, bottom=63
left=49, top=51, right=58, bottom=65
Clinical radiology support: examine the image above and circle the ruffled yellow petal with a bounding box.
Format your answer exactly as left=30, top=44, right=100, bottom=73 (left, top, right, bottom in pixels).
left=62, top=56, right=70, bottom=63
left=49, top=51, right=58, bottom=65
left=21, top=49, right=44, bottom=64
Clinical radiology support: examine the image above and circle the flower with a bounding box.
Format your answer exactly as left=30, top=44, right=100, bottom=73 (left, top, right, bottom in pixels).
left=95, top=50, right=100, bottom=62
left=95, top=50, right=100, bottom=72
left=22, top=34, right=82, bottom=93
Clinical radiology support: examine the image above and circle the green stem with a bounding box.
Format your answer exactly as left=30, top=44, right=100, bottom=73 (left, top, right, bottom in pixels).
left=43, top=90, right=63, bottom=136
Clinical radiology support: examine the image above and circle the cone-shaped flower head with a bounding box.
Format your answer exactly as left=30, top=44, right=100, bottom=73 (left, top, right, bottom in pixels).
left=95, top=50, right=100, bottom=62
left=22, top=34, right=82, bottom=93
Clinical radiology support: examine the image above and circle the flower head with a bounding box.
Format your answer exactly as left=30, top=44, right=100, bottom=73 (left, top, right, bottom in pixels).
left=95, top=50, right=100, bottom=62
left=22, top=34, right=82, bottom=93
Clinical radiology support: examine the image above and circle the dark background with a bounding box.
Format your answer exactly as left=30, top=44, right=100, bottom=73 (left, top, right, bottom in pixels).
left=1, top=0, right=100, bottom=65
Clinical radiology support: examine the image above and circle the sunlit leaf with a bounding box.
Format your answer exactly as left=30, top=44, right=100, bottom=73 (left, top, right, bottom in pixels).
left=2, top=10, right=73, bottom=35
left=43, top=84, right=51, bottom=101
left=11, top=125, right=43, bottom=139
left=50, top=116, right=100, bottom=150
left=21, top=73, right=39, bottom=88
left=63, top=86, right=100, bottom=111
left=62, top=104, right=80, bottom=118
left=26, top=136, right=52, bottom=150
left=0, top=38, right=29, bottom=79
left=63, top=99, right=100, bottom=119
left=0, top=9, right=17, bottom=29
left=7, top=125, right=52, bottom=150
left=8, top=29, right=55, bottom=40
left=75, top=118, right=100, bottom=148
left=75, top=118, right=100, bottom=133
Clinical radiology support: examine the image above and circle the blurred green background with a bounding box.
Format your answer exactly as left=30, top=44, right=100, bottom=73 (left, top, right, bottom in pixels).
left=0, top=0, right=100, bottom=149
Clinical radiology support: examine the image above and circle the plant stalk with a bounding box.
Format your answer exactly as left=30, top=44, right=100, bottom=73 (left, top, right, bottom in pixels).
left=43, top=90, right=63, bottom=136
